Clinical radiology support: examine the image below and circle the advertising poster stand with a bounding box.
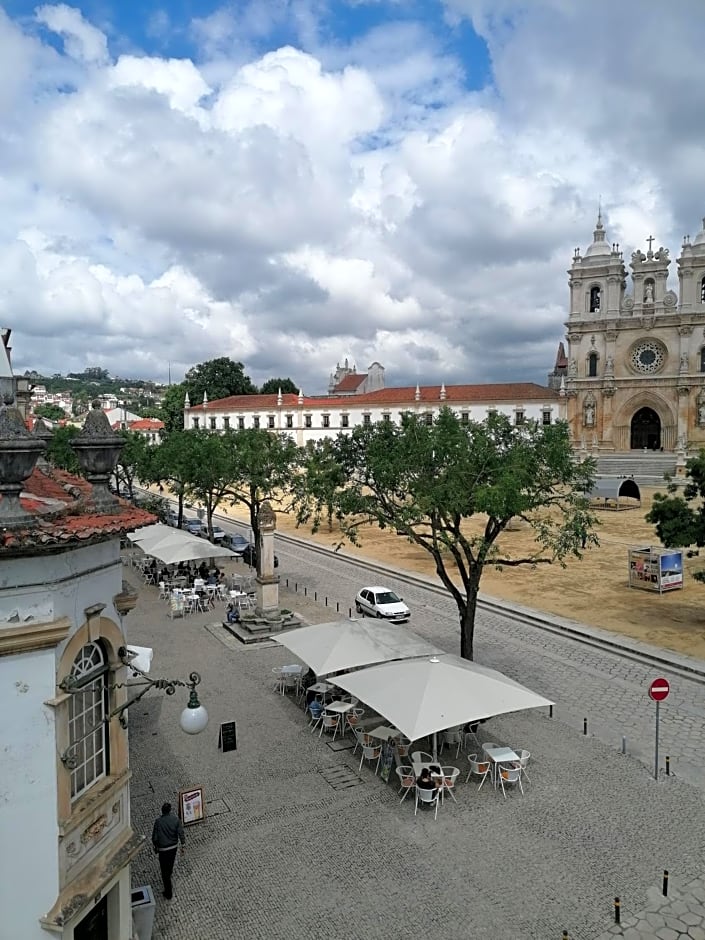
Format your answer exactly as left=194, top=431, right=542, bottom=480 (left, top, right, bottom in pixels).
left=628, top=546, right=684, bottom=594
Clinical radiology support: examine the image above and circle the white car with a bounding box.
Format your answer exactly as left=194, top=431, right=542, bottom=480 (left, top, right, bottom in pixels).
left=355, top=586, right=410, bottom=622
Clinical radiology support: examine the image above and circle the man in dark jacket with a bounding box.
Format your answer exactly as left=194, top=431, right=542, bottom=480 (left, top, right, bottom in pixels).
left=152, top=802, right=185, bottom=899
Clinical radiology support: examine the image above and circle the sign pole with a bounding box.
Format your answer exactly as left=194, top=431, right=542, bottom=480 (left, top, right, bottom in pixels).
left=654, top=699, right=660, bottom=781
left=648, top=677, right=670, bottom=781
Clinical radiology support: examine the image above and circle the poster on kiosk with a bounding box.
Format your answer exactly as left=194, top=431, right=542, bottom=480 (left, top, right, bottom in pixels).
left=628, top=547, right=683, bottom=594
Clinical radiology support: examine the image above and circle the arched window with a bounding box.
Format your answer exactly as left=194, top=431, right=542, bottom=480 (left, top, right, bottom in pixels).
left=700, top=276, right=705, bottom=304
left=588, top=352, right=598, bottom=377
left=589, top=286, right=601, bottom=313
left=700, top=348, right=705, bottom=373
left=68, top=641, right=109, bottom=800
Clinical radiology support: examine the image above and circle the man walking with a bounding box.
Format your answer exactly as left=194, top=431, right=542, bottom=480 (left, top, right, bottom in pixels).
left=151, top=802, right=185, bottom=900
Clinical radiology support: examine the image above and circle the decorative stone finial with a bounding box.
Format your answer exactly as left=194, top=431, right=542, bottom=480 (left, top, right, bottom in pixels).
left=0, top=398, right=46, bottom=527
left=277, top=388, right=283, bottom=406
left=415, top=384, right=421, bottom=402
left=439, top=383, right=446, bottom=401
left=259, top=500, right=276, bottom=530
left=70, top=401, right=125, bottom=513
left=298, top=388, right=304, bottom=405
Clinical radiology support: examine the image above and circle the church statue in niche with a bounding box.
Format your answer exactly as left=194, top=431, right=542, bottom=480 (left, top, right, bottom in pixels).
left=644, top=281, right=654, bottom=303
left=589, top=286, right=601, bottom=312
left=583, top=395, right=596, bottom=427
left=698, top=392, right=705, bottom=428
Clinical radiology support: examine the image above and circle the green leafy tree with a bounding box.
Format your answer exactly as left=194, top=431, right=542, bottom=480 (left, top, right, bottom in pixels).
left=647, top=451, right=705, bottom=581
left=219, top=429, right=301, bottom=553
left=159, top=383, right=189, bottom=434
left=259, top=377, right=298, bottom=395
left=294, top=409, right=597, bottom=660
left=137, top=431, right=194, bottom=526
left=34, top=403, right=66, bottom=422
left=111, top=431, right=149, bottom=500
left=296, top=439, right=347, bottom=532
left=45, top=425, right=81, bottom=473
left=185, top=357, right=257, bottom=402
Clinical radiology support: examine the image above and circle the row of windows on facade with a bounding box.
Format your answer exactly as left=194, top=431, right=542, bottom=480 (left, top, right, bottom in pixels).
left=583, top=349, right=705, bottom=376
left=191, top=408, right=554, bottom=432
left=588, top=277, right=705, bottom=312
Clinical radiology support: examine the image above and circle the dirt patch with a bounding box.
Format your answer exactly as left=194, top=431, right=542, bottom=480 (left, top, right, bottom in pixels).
left=176, top=488, right=705, bottom=659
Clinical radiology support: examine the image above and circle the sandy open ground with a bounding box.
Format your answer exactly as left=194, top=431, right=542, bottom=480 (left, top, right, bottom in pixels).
left=210, top=486, right=705, bottom=660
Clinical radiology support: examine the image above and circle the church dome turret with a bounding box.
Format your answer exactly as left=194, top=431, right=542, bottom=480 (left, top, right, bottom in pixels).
left=692, top=217, right=705, bottom=249
left=584, top=211, right=611, bottom=258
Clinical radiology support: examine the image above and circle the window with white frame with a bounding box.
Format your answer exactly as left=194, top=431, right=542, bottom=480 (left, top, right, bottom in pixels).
left=515, top=409, right=525, bottom=426
left=362, top=413, right=371, bottom=426
left=340, top=414, right=349, bottom=428
left=542, top=409, right=552, bottom=425
left=322, top=414, right=330, bottom=428
left=286, top=414, right=293, bottom=429
left=253, top=416, right=260, bottom=429
left=460, top=411, right=469, bottom=425
left=192, top=417, right=200, bottom=429
left=223, top=417, right=230, bottom=430
left=267, top=415, right=275, bottom=429
left=209, top=417, right=216, bottom=430
left=424, top=412, right=433, bottom=426
left=382, top=412, right=391, bottom=423
left=68, top=642, right=109, bottom=801
left=304, top=414, right=312, bottom=428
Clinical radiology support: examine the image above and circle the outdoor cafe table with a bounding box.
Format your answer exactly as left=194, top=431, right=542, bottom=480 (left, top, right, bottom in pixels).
left=281, top=664, right=304, bottom=678
left=308, top=681, right=334, bottom=695
left=483, top=745, right=519, bottom=786
left=324, top=700, right=355, bottom=717
left=369, top=725, right=401, bottom=741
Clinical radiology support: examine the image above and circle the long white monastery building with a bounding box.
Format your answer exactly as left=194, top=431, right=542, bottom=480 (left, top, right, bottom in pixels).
left=184, top=381, right=564, bottom=444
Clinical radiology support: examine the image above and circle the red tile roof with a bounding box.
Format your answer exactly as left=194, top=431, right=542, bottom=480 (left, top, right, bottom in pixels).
left=332, top=374, right=367, bottom=392
left=129, top=418, right=164, bottom=431
left=194, top=382, right=558, bottom=412
left=0, top=465, right=156, bottom=556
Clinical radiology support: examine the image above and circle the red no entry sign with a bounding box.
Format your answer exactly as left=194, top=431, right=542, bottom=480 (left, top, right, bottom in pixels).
left=649, top=678, right=670, bottom=702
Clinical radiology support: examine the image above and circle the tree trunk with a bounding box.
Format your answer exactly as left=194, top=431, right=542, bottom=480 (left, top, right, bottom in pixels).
left=459, top=574, right=481, bottom=661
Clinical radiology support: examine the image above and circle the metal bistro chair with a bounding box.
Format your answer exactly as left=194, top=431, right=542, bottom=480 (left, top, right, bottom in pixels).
left=358, top=739, right=382, bottom=775
left=440, top=767, right=460, bottom=803
left=319, top=711, right=341, bottom=742
left=414, top=785, right=440, bottom=820
left=465, top=753, right=492, bottom=790
left=497, top=763, right=524, bottom=799
left=396, top=766, right=416, bottom=803
left=441, top=726, right=463, bottom=758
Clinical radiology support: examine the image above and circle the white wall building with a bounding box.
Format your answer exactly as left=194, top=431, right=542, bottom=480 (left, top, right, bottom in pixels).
left=184, top=381, right=564, bottom=445
left=0, top=364, right=155, bottom=939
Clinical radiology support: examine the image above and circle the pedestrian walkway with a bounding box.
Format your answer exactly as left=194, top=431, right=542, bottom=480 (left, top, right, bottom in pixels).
left=124, top=572, right=705, bottom=939
left=594, top=872, right=705, bottom=939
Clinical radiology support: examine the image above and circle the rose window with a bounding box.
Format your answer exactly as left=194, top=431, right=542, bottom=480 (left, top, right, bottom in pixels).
left=630, top=340, right=666, bottom=374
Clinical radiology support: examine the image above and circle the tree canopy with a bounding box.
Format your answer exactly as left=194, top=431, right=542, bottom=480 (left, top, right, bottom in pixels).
left=646, top=450, right=705, bottom=581
left=185, top=357, right=257, bottom=402
left=34, top=403, right=66, bottom=421
left=259, top=377, right=298, bottom=395
left=295, top=409, right=597, bottom=660
left=45, top=425, right=81, bottom=474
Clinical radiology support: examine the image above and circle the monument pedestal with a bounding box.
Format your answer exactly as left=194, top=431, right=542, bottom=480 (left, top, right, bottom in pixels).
left=255, top=574, right=281, bottom=620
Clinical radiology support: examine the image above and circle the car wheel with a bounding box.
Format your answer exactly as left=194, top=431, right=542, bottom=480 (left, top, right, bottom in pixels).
left=355, top=601, right=362, bottom=614
left=376, top=611, right=383, bottom=618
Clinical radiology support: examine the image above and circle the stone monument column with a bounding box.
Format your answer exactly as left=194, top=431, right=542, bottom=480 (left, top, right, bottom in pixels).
left=255, top=501, right=280, bottom=620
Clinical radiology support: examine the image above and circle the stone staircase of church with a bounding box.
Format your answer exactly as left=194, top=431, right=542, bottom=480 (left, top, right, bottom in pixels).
left=592, top=453, right=677, bottom=487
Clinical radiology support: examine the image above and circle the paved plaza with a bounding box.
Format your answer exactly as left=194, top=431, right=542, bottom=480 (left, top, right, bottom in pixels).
left=125, top=556, right=705, bottom=940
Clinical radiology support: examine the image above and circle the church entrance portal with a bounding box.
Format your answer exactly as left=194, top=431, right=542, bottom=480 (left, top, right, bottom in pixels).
left=630, top=407, right=661, bottom=450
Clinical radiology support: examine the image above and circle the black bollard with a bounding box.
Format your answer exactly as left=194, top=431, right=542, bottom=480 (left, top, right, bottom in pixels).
left=663, top=870, right=669, bottom=896
left=325, top=596, right=328, bottom=607
left=286, top=578, right=289, bottom=587
left=314, top=591, right=317, bottom=602
left=583, top=717, right=588, bottom=736
left=549, top=705, right=553, bottom=719
left=304, top=587, right=307, bottom=597
left=295, top=583, right=298, bottom=592
left=349, top=607, right=352, bottom=618
left=614, top=897, right=620, bottom=924
left=665, top=756, right=670, bottom=776
left=336, top=601, right=339, bottom=612
left=562, top=932, right=569, bottom=940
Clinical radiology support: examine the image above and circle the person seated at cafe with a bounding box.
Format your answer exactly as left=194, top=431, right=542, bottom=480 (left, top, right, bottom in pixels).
left=307, top=695, right=324, bottom=721
left=225, top=602, right=240, bottom=624
left=198, top=561, right=209, bottom=579
left=416, top=767, right=440, bottom=790
left=206, top=571, right=217, bottom=585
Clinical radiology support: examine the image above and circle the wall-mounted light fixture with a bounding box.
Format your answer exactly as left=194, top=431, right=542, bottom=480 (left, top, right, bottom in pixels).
left=59, top=646, right=208, bottom=767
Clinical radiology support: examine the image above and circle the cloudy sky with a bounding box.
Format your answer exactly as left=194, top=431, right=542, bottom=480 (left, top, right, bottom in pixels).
left=1, top=1, right=705, bottom=392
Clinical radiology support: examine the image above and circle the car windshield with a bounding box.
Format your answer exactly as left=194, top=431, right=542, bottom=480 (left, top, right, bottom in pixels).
left=376, top=591, right=401, bottom=605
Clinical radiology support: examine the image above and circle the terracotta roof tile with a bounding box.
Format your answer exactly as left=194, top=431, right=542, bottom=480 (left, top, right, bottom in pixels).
left=0, top=465, right=156, bottom=556
left=197, top=382, right=559, bottom=412
left=333, top=374, right=367, bottom=392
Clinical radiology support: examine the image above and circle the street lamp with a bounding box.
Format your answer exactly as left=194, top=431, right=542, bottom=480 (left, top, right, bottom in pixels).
left=59, top=646, right=208, bottom=766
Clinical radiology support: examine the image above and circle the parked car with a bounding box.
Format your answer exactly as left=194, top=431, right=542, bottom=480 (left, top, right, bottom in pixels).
left=182, top=518, right=203, bottom=535
left=221, top=533, right=249, bottom=555
left=354, top=586, right=410, bottom=622
left=208, top=526, right=226, bottom=542
left=165, top=510, right=179, bottom=527
left=241, top=544, right=279, bottom=568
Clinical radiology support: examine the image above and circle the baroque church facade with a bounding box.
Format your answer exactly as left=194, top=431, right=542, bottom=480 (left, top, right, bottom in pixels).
left=564, top=214, right=705, bottom=453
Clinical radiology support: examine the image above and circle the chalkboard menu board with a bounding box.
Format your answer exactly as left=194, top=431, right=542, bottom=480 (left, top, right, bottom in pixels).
left=218, top=721, right=237, bottom=752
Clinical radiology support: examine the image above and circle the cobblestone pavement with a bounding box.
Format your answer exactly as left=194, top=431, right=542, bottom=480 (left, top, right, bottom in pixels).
left=594, top=874, right=705, bottom=939
left=125, top=554, right=705, bottom=940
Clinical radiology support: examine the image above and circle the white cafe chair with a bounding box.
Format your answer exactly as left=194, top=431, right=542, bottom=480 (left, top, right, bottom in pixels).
left=396, top=766, right=416, bottom=803
left=465, top=753, right=491, bottom=790
left=514, top=749, right=531, bottom=782
left=414, top=785, right=440, bottom=819
left=440, top=766, right=460, bottom=803
left=358, top=740, right=382, bottom=775
left=319, top=712, right=341, bottom=741
left=497, top=763, right=524, bottom=799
